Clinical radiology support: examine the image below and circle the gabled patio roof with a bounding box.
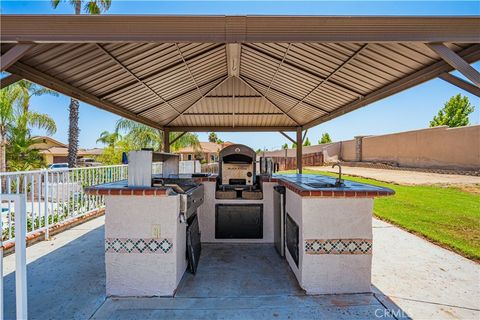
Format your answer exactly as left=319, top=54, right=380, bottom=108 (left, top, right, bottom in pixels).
left=1, top=15, right=479, bottom=132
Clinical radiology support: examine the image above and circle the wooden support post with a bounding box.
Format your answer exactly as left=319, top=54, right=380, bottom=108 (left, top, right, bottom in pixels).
left=163, top=128, right=170, bottom=153
left=296, top=127, right=303, bottom=174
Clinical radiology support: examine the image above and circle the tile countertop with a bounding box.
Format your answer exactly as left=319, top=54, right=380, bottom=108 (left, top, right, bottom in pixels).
left=84, top=174, right=218, bottom=196
left=84, top=180, right=173, bottom=196
left=272, top=174, right=395, bottom=198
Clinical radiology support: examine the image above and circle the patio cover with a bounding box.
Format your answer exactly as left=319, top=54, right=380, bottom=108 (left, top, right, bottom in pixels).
left=1, top=15, right=479, bottom=134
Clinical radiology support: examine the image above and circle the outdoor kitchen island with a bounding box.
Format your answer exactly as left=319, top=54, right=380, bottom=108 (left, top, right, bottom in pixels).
left=85, top=170, right=394, bottom=297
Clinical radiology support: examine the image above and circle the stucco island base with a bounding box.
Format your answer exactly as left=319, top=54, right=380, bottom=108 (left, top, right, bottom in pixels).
left=285, top=190, right=373, bottom=294
left=104, top=195, right=186, bottom=297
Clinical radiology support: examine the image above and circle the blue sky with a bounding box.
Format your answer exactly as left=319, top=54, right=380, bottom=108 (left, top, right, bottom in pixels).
left=1, top=1, right=479, bottom=150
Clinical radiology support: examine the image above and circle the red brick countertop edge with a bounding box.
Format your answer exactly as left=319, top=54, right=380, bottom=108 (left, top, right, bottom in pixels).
left=278, top=180, right=395, bottom=198
left=84, top=187, right=171, bottom=196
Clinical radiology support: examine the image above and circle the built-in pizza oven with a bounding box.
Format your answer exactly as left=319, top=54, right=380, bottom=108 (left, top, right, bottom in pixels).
left=219, top=144, right=256, bottom=187
left=216, top=144, right=262, bottom=200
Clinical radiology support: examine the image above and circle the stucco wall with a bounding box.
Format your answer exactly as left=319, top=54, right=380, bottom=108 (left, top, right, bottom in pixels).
left=361, top=125, right=480, bottom=170
left=340, top=140, right=356, bottom=162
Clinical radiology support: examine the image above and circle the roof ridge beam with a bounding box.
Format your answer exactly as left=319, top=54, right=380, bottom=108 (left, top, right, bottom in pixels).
left=427, top=42, right=480, bottom=87
left=303, top=43, right=480, bottom=130
left=285, top=44, right=368, bottom=114
left=242, top=43, right=364, bottom=98
left=3, top=16, right=480, bottom=43
left=439, top=72, right=480, bottom=97
left=1, top=43, right=34, bottom=72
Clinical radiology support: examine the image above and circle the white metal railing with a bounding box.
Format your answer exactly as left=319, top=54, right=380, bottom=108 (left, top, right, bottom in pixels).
left=1, top=165, right=128, bottom=246
left=0, top=161, right=193, bottom=245
left=0, top=194, right=28, bottom=319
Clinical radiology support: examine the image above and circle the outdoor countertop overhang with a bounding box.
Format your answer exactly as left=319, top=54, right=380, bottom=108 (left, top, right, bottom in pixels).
left=85, top=174, right=393, bottom=198
left=84, top=175, right=217, bottom=196
left=269, top=174, right=395, bottom=198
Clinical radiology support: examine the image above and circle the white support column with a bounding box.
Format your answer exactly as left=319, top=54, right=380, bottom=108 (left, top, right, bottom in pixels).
left=14, top=194, right=28, bottom=320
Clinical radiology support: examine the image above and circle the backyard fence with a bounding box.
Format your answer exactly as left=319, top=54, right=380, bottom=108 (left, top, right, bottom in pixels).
left=0, top=161, right=204, bottom=245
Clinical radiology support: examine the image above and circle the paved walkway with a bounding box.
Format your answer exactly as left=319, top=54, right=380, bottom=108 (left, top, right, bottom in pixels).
left=306, top=166, right=480, bottom=185
left=3, top=216, right=479, bottom=319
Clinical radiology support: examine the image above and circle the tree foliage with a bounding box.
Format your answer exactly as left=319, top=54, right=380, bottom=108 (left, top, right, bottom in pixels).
left=319, top=133, right=332, bottom=144
left=303, top=137, right=311, bottom=146
left=95, top=118, right=201, bottom=164
left=281, top=143, right=288, bottom=149
left=0, top=81, right=57, bottom=171
left=429, top=94, right=475, bottom=128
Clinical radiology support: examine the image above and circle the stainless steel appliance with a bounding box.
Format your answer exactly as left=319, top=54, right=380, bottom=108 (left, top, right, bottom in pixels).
left=219, top=144, right=256, bottom=187
left=215, top=204, right=263, bottom=239
left=273, top=186, right=286, bottom=257
left=152, top=177, right=204, bottom=220
left=152, top=177, right=204, bottom=274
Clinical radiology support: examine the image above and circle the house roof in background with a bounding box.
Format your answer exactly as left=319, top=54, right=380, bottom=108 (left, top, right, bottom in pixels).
left=2, top=15, right=479, bottom=132
left=32, top=136, right=67, bottom=148
left=178, top=141, right=234, bottom=154
left=39, top=147, right=103, bottom=156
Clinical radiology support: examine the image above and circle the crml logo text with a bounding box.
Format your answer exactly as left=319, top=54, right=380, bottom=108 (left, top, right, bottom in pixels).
left=375, top=308, right=409, bottom=318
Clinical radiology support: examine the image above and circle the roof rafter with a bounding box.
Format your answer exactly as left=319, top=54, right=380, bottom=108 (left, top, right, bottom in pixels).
left=136, top=75, right=227, bottom=116
left=427, top=42, right=480, bottom=87
left=1, top=43, right=34, bottom=72
left=98, top=43, right=224, bottom=99
left=279, top=131, right=295, bottom=144
left=439, top=73, right=480, bottom=97
left=7, top=61, right=162, bottom=129
left=241, top=75, right=330, bottom=114
left=242, top=43, right=364, bottom=98
left=96, top=44, right=181, bottom=115
left=164, top=76, right=230, bottom=126
left=175, top=43, right=204, bottom=97
left=285, top=44, right=369, bottom=114
left=237, top=76, right=301, bottom=126
left=0, top=73, right=22, bottom=89
left=303, top=44, right=480, bottom=130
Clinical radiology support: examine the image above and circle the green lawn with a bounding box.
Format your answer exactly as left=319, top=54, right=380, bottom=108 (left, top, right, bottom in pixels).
left=281, top=170, right=480, bottom=261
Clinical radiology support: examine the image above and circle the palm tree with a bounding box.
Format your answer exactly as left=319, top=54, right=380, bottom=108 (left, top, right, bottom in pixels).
left=0, top=85, right=21, bottom=172
left=96, top=130, right=120, bottom=148
left=115, top=118, right=200, bottom=152
left=0, top=82, right=57, bottom=171
left=51, top=0, right=112, bottom=167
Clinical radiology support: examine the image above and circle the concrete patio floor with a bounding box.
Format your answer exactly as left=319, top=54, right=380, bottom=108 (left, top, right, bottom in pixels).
left=2, top=216, right=479, bottom=319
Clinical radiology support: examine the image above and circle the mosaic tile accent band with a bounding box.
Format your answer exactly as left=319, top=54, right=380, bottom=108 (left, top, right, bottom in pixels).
left=105, top=238, right=173, bottom=254
left=305, top=239, right=372, bottom=255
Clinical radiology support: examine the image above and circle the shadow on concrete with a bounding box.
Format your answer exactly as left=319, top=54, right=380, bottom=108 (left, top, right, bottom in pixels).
left=3, top=225, right=106, bottom=320
left=3, top=233, right=411, bottom=320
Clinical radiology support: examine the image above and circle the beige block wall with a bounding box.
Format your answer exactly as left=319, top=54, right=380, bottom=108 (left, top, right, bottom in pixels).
left=361, top=125, right=480, bottom=170
left=340, top=140, right=356, bottom=161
